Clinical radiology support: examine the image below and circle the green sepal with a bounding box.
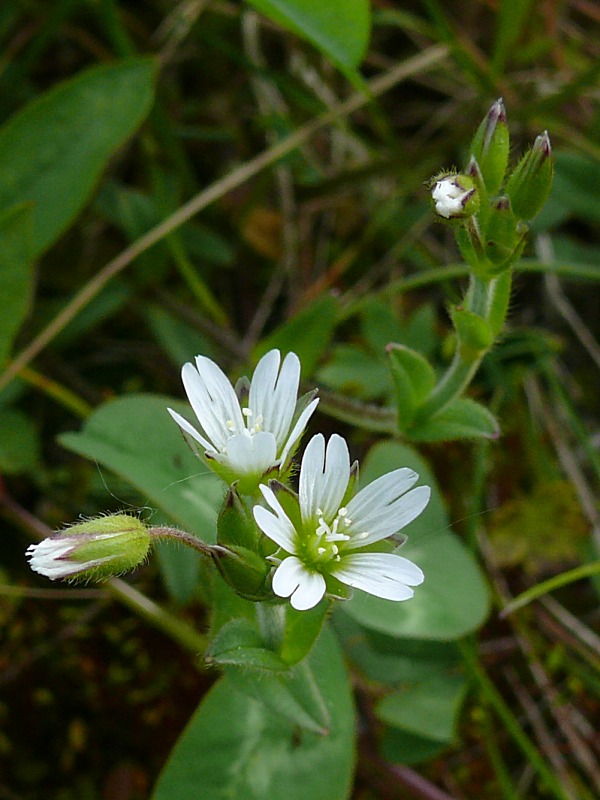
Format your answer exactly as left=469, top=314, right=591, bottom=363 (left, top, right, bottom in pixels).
left=410, top=397, right=500, bottom=442
left=469, top=98, right=509, bottom=195
left=450, top=306, right=493, bottom=358
left=454, top=223, right=483, bottom=272
left=505, top=131, right=553, bottom=221
left=217, top=485, right=260, bottom=550
left=212, top=544, right=272, bottom=601
left=465, top=156, right=490, bottom=230
left=387, top=344, right=436, bottom=431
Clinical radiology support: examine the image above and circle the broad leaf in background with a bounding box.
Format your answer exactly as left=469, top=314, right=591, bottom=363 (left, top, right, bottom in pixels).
left=59, top=395, right=223, bottom=601
left=254, top=294, right=339, bottom=377
left=376, top=673, right=468, bottom=745
left=0, top=204, right=33, bottom=368
left=246, top=0, right=370, bottom=79
left=342, top=441, right=490, bottom=639
left=0, top=58, right=155, bottom=257
left=152, top=626, right=355, bottom=800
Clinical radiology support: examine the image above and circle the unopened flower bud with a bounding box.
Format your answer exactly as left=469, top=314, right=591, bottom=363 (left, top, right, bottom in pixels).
left=26, top=514, right=151, bottom=582
left=505, top=132, right=553, bottom=220
left=431, top=174, right=479, bottom=220
left=470, top=98, right=509, bottom=194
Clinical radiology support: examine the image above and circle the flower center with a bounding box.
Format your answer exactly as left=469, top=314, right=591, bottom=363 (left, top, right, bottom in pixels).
left=300, top=507, right=352, bottom=567
left=223, top=407, right=264, bottom=451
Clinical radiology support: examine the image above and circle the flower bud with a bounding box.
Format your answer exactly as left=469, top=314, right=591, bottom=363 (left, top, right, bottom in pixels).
left=470, top=98, right=510, bottom=195
left=505, top=132, right=553, bottom=220
left=26, top=514, right=151, bottom=582
left=431, top=174, right=479, bottom=220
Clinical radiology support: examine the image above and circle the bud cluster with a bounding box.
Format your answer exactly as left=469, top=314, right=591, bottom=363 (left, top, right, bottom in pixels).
left=430, top=99, right=553, bottom=277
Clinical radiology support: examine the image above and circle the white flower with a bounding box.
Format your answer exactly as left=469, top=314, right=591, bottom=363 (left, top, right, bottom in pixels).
left=168, top=349, right=318, bottom=486
left=26, top=536, right=117, bottom=580
left=26, top=515, right=151, bottom=582
left=253, top=433, right=430, bottom=611
left=432, top=176, right=475, bottom=219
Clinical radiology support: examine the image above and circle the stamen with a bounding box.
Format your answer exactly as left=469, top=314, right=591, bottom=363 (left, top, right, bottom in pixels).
left=242, top=408, right=252, bottom=418
left=226, top=419, right=236, bottom=432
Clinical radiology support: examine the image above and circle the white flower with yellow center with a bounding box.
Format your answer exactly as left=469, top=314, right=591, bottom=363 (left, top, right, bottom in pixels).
left=168, top=350, right=318, bottom=488
left=253, top=433, right=430, bottom=611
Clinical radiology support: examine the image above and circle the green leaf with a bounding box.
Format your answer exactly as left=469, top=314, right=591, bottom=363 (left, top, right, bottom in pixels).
left=411, top=397, right=500, bottom=442
left=0, top=204, right=33, bottom=368
left=342, top=442, right=490, bottom=639
left=387, top=344, right=436, bottom=429
left=279, top=600, right=330, bottom=666
left=59, top=395, right=223, bottom=602
left=0, top=407, right=40, bottom=474
left=0, top=58, right=156, bottom=257
left=376, top=673, right=468, bottom=743
left=246, top=0, right=370, bottom=76
left=207, top=618, right=289, bottom=670
left=380, top=728, right=447, bottom=766
left=152, top=626, right=355, bottom=800
left=59, top=395, right=222, bottom=539
left=255, top=294, right=339, bottom=377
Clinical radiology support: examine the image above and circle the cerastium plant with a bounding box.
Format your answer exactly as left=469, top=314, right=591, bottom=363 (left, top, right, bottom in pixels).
left=26, top=102, right=553, bottom=798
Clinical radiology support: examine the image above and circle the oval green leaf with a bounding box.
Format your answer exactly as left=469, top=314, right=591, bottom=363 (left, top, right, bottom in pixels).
left=246, top=0, right=370, bottom=76
left=152, top=625, right=355, bottom=800
left=0, top=58, right=156, bottom=257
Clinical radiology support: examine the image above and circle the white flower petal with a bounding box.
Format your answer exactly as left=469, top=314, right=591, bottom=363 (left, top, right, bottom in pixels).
left=225, top=431, right=277, bottom=475
left=271, top=555, right=307, bottom=597
left=278, top=397, right=319, bottom=469
left=268, top=352, right=301, bottom=445
left=345, top=468, right=418, bottom=522
left=334, top=552, right=424, bottom=601
left=253, top=493, right=297, bottom=553
left=271, top=557, right=326, bottom=610
left=299, top=434, right=350, bottom=523
left=167, top=408, right=213, bottom=452
left=290, top=570, right=326, bottom=611
left=193, top=355, right=245, bottom=437
left=248, top=350, right=280, bottom=428
left=345, top=485, right=431, bottom=549
left=181, top=362, right=231, bottom=450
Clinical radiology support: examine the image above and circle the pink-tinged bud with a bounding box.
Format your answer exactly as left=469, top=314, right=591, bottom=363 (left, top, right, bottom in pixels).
left=505, top=131, right=553, bottom=220
left=469, top=99, right=510, bottom=194
left=26, top=514, right=150, bottom=582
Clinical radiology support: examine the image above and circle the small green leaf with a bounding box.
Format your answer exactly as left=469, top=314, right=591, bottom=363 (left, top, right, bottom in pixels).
left=387, top=344, right=436, bottom=429
left=411, top=397, right=500, bottom=442
left=279, top=600, right=330, bottom=665
left=451, top=306, right=493, bottom=356
left=152, top=625, right=355, bottom=800
left=0, top=204, right=33, bottom=368
left=376, top=673, right=468, bottom=743
left=246, top=0, right=370, bottom=76
left=380, top=728, right=447, bottom=765
left=0, top=58, right=156, bottom=257
left=207, top=619, right=288, bottom=671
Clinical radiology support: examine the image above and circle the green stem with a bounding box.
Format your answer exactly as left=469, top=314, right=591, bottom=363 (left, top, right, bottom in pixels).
left=415, top=271, right=511, bottom=422
left=500, top=561, right=600, bottom=617
left=149, top=526, right=214, bottom=557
